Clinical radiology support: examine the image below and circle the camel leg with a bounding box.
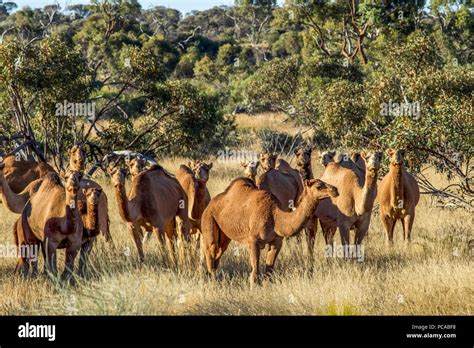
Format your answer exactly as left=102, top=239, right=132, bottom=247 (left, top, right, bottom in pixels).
left=381, top=215, right=396, bottom=245
left=265, top=238, right=283, bottom=276
left=354, top=218, right=370, bottom=246
left=99, top=194, right=113, bottom=244
left=30, top=242, right=40, bottom=277
left=338, top=221, right=351, bottom=257
left=403, top=213, right=415, bottom=242
left=214, top=230, right=230, bottom=269
left=43, top=238, right=59, bottom=278
left=78, top=238, right=95, bottom=277
left=62, top=242, right=80, bottom=283
left=248, top=240, right=260, bottom=286
left=305, top=216, right=317, bottom=255
left=176, top=207, right=191, bottom=243
left=129, top=223, right=145, bottom=262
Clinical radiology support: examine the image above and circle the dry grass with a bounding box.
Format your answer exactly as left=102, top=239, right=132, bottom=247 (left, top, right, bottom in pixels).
left=0, top=155, right=472, bottom=316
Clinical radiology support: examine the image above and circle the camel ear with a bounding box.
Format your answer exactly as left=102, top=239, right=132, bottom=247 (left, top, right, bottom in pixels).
left=208, top=162, right=213, bottom=169
left=304, top=179, right=316, bottom=187
left=329, top=151, right=336, bottom=158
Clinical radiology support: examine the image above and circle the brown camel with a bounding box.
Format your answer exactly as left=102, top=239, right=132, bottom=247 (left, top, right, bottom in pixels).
left=201, top=177, right=338, bottom=284
left=14, top=171, right=84, bottom=280
left=320, top=151, right=382, bottom=250
left=241, top=161, right=259, bottom=182
left=176, top=161, right=212, bottom=235
left=314, top=151, right=367, bottom=246
left=109, top=164, right=191, bottom=261
left=67, top=145, right=112, bottom=243
left=377, top=149, right=420, bottom=243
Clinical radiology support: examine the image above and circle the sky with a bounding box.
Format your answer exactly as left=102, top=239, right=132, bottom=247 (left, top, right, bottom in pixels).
left=11, top=0, right=284, bottom=15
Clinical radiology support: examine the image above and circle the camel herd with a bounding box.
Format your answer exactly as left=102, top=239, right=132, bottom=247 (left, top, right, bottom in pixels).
left=0, top=145, right=420, bottom=284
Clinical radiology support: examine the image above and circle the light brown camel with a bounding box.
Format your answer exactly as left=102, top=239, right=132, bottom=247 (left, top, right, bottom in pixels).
left=14, top=171, right=84, bottom=280
left=241, top=161, right=259, bottom=182
left=67, top=145, right=112, bottom=243
left=176, top=161, right=212, bottom=235
left=0, top=153, right=55, bottom=194
left=109, top=165, right=191, bottom=261
left=201, top=177, right=338, bottom=284
left=314, top=151, right=367, bottom=246
left=377, top=149, right=420, bottom=243
left=320, top=151, right=382, bottom=250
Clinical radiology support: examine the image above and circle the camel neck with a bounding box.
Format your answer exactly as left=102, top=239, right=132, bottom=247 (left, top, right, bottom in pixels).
left=389, top=164, right=404, bottom=208
left=84, top=201, right=100, bottom=232
left=273, top=190, right=316, bottom=237
left=298, top=163, right=313, bottom=180
left=0, top=175, right=28, bottom=214
left=356, top=170, right=378, bottom=214
left=114, top=183, right=134, bottom=223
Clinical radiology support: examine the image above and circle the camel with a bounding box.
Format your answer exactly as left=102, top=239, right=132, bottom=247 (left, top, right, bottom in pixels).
left=201, top=177, right=338, bottom=284
left=109, top=164, right=191, bottom=261
left=14, top=171, right=84, bottom=280
left=0, top=153, right=55, bottom=194
left=320, top=151, right=383, bottom=250
left=67, top=145, right=112, bottom=243
left=314, top=151, right=367, bottom=246
left=377, top=149, right=420, bottom=243
left=241, top=161, right=259, bottom=182
left=176, top=161, right=212, bottom=235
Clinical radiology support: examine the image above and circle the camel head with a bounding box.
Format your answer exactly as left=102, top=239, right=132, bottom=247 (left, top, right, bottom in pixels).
left=84, top=187, right=102, bottom=206
left=108, top=166, right=127, bottom=187
left=241, top=160, right=259, bottom=179
left=189, top=160, right=213, bottom=182
left=68, top=145, right=86, bottom=171
left=294, top=146, right=312, bottom=167
left=259, top=153, right=277, bottom=171
left=319, top=151, right=336, bottom=167
left=303, top=178, right=338, bottom=201
left=125, top=157, right=146, bottom=177
left=361, top=151, right=383, bottom=173
left=64, top=170, right=82, bottom=197
left=387, top=149, right=405, bottom=167
left=351, top=152, right=362, bottom=163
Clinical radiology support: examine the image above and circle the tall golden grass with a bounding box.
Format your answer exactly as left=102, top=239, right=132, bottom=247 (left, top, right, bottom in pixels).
left=0, top=114, right=472, bottom=315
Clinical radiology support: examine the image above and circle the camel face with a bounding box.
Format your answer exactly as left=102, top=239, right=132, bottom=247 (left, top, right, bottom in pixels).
left=259, top=153, right=277, bottom=171
left=361, top=151, right=383, bottom=172
left=319, top=151, right=336, bottom=167
left=387, top=149, right=405, bottom=167
left=85, top=187, right=102, bottom=205
left=305, top=179, right=338, bottom=200
left=295, top=147, right=312, bottom=167
left=126, top=157, right=146, bottom=177
left=68, top=145, right=86, bottom=172
left=190, top=161, right=213, bottom=182
left=64, top=170, right=82, bottom=195
left=241, top=161, right=259, bottom=179
left=108, top=167, right=127, bottom=187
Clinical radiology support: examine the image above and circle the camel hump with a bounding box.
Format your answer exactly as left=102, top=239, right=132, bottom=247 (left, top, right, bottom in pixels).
left=44, top=172, right=63, bottom=187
